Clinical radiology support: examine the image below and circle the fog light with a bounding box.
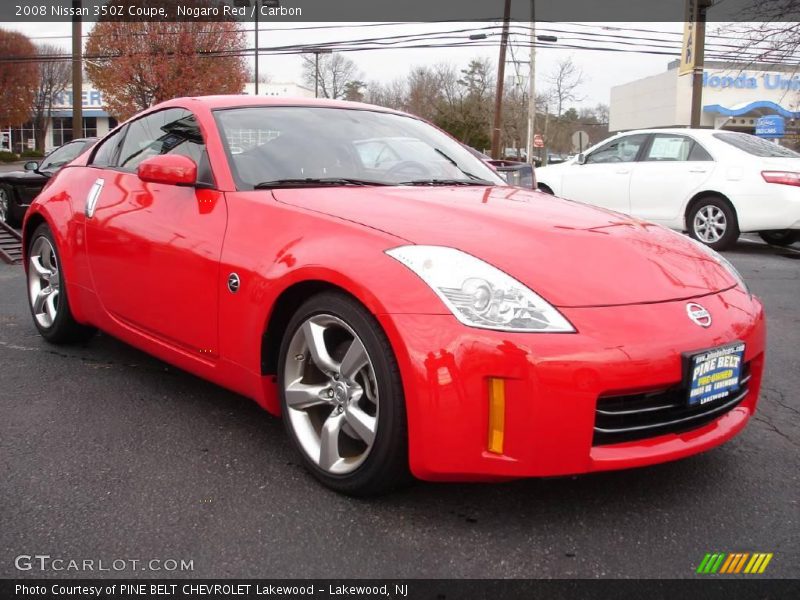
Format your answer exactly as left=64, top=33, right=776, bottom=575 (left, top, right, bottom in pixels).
left=487, top=378, right=505, bottom=454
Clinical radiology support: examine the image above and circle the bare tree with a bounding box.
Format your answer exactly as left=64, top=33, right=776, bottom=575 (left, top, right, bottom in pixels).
left=301, top=53, right=361, bottom=100
left=365, top=78, right=407, bottom=111
left=720, top=1, right=800, bottom=65
left=546, top=57, right=585, bottom=117
left=31, top=44, right=71, bottom=153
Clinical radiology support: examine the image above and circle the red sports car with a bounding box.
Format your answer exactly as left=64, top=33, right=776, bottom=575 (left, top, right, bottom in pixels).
left=22, top=97, right=765, bottom=495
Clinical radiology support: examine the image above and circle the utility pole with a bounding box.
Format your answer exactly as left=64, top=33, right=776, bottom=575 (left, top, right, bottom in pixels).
left=302, top=48, right=332, bottom=98
left=690, top=0, right=711, bottom=128
left=71, top=0, right=82, bottom=141
left=490, top=0, right=512, bottom=160
left=526, top=0, right=535, bottom=165
left=254, top=1, right=260, bottom=95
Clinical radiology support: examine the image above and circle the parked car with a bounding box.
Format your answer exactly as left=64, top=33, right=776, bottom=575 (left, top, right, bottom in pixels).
left=23, top=97, right=764, bottom=495
left=0, top=138, right=96, bottom=227
left=465, top=147, right=536, bottom=189
left=535, top=128, right=800, bottom=250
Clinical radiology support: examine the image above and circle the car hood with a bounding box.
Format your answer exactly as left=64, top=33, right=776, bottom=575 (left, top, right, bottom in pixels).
left=273, top=186, right=736, bottom=308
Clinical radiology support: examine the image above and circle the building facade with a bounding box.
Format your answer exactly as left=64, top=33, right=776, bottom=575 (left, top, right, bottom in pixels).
left=1, top=81, right=314, bottom=155
left=609, top=61, right=800, bottom=139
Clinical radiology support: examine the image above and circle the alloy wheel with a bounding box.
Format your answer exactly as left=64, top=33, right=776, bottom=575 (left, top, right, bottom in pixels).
left=693, top=205, right=727, bottom=244
left=27, top=236, right=60, bottom=328
left=282, top=314, right=379, bottom=475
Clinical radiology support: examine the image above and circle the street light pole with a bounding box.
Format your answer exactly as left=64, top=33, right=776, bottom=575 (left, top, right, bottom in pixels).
left=71, top=0, right=82, bottom=141
left=690, top=1, right=711, bottom=128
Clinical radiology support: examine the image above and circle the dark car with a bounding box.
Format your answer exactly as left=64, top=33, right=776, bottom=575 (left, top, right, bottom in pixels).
left=0, top=138, right=96, bottom=227
left=465, top=146, right=536, bottom=189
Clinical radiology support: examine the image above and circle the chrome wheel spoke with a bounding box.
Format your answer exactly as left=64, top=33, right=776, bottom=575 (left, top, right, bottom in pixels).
left=339, top=337, right=368, bottom=380
left=45, top=291, right=58, bottom=323
left=301, top=320, right=338, bottom=373
left=319, top=411, right=346, bottom=471
left=344, top=404, right=376, bottom=445
left=30, top=256, right=51, bottom=279
left=285, top=380, right=332, bottom=410
left=32, top=288, right=49, bottom=314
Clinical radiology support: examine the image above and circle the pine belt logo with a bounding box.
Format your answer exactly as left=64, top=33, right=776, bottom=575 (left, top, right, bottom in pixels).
left=696, top=552, right=773, bottom=574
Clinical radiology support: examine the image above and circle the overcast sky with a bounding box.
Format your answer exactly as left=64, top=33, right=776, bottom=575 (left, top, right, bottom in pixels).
left=2, top=21, right=689, bottom=109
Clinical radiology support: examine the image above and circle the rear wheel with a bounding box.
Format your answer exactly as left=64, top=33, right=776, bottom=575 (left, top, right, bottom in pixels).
left=278, top=292, right=409, bottom=496
left=687, top=197, right=739, bottom=251
left=759, top=230, right=800, bottom=247
left=27, top=223, right=95, bottom=344
left=537, top=183, right=554, bottom=195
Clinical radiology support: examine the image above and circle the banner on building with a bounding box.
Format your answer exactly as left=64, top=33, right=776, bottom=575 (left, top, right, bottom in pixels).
left=679, top=0, right=700, bottom=76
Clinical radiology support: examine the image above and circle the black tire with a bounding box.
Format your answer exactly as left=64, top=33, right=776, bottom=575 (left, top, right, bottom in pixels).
left=277, top=291, right=410, bottom=496
left=0, top=184, right=23, bottom=228
left=687, top=196, right=740, bottom=251
left=537, top=183, right=554, bottom=195
left=26, top=223, right=96, bottom=344
left=758, top=230, right=800, bottom=247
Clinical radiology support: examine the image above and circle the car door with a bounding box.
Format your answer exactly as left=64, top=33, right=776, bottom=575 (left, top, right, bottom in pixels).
left=560, top=133, right=650, bottom=214
left=83, top=107, right=227, bottom=356
left=629, top=133, right=715, bottom=224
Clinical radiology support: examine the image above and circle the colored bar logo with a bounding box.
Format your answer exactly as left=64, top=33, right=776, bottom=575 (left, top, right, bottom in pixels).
left=697, top=552, right=773, bottom=574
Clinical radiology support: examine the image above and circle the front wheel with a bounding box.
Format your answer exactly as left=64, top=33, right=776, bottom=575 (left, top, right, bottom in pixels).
left=687, top=197, right=740, bottom=251
left=759, top=230, right=800, bottom=247
left=277, top=292, right=410, bottom=496
left=27, top=223, right=96, bottom=344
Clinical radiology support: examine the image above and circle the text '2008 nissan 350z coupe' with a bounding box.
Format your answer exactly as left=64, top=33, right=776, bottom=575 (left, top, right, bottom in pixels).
left=22, top=96, right=765, bottom=495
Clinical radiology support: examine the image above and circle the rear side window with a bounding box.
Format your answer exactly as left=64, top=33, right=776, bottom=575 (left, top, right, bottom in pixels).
left=688, top=142, right=713, bottom=161
left=713, top=132, right=800, bottom=158
left=91, top=128, right=124, bottom=167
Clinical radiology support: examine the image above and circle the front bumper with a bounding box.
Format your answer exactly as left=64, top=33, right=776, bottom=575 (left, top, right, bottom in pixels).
left=378, top=286, right=765, bottom=481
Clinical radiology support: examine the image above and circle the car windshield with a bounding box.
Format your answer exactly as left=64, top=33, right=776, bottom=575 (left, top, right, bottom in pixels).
left=713, top=132, right=800, bottom=158
left=214, top=106, right=506, bottom=189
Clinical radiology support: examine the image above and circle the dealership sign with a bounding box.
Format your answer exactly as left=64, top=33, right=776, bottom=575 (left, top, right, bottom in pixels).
left=703, top=72, right=800, bottom=91
left=52, top=89, right=105, bottom=109
left=755, top=115, right=785, bottom=139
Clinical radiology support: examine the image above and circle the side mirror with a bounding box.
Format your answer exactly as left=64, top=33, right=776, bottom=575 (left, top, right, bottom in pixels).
left=24, top=161, right=39, bottom=172
left=576, top=153, right=586, bottom=165
left=137, top=154, right=197, bottom=186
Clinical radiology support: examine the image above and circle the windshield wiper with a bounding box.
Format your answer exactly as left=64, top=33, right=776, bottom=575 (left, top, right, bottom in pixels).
left=398, top=178, right=495, bottom=187
left=433, top=147, right=488, bottom=182
left=254, top=177, right=390, bottom=189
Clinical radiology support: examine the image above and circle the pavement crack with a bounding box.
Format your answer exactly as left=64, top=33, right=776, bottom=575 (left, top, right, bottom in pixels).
left=753, top=415, right=800, bottom=448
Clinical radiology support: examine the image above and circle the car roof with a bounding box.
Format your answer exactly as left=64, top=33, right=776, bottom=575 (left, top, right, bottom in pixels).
left=150, top=95, right=412, bottom=121
left=613, top=128, right=724, bottom=138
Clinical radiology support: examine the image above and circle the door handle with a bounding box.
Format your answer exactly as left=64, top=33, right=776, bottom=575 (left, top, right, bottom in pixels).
left=615, top=169, right=630, bottom=174
left=689, top=168, right=708, bottom=173
left=85, top=178, right=105, bottom=219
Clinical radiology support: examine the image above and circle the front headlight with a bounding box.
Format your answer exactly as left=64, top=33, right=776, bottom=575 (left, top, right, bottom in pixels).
left=385, top=245, right=575, bottom=333
left=688, top=238, right=750, bottom=295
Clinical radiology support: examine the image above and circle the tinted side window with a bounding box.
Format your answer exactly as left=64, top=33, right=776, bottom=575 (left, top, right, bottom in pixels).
left=91, top=128, right=125, bottom=168
left=586, top=134, right=649, bottom=164
left=117, top=108, right=212, bottom=185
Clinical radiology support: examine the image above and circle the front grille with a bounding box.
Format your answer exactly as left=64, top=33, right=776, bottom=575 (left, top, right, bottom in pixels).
left=593, top=363, right=751, bottom=446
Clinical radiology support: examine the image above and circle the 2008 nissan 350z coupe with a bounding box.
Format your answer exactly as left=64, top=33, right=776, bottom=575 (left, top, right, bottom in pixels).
left=22, top=97, right=765, bottom=495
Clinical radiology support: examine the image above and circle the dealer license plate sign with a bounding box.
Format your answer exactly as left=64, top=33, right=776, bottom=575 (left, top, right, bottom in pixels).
left=687, top=343, right=745, bottom=407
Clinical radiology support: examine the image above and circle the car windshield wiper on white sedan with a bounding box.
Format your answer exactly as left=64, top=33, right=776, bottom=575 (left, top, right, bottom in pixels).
left=254, top=177, right=391, bottom=189
left=398, top=178, right=495, bottom=186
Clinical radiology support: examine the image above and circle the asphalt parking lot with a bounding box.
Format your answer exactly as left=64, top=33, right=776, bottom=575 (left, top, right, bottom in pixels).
left=0, top=235, right=798, bottom=579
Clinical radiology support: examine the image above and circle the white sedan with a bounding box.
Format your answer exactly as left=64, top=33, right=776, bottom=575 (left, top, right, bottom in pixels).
left=535, top=128, right=800, bottom=249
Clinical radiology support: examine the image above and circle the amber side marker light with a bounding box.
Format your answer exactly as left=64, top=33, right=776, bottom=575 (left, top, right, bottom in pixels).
left=488, top=378, right=506, bottom=454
